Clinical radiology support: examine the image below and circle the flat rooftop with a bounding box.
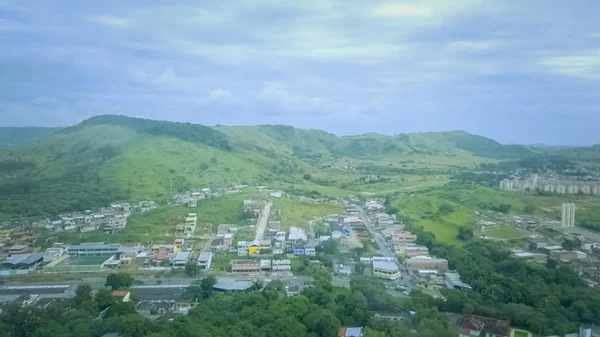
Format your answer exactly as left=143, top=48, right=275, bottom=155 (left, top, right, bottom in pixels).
left=373, top=260, right=399, bottom=272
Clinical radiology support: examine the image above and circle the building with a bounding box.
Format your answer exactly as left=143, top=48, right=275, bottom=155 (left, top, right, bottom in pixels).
left=272, top=259, right=291, bottom=271
left=197, top=251, right=212, bottom=270
left=305, top=247, right=316, bottom=256
left=373, top=260, right=400, bottom=280
left=293, top=247, right=305, bottom=256
left=237, top=241, right=249, bottom=256
left=275, top=231, right=286, bottom=242
left=405, top=257, right=448, bottom=272
left=67, top=242, right=120, bottom=256
left=513, top=251, right=547, bottom=262
left=2, top=253, right=45, bottom=270
left=213, top=278, right=254, bottom=292
left=112, top=290, right=131, bottom=303
left=171, top=252, right=190, bottom=267
left=231, top=260, right=261, bottom=273
left=444, top=272, right=472, bottom=290
left=458, top=315, right=510, bottom=337
left=151, top=244, right=175, bottom=261
left=174, top=239, right=184, bottom=253
left=561, top=203, right=576, bottom=228
left=397, top=245, right=429, bottom=258
left=289, top=227, right=308, bottom=242
left=338, top=327, right=364, bottom=337
left=248, top=240, right=261, bottom=255
left=8, top=244, right=31, bottom=254
left=43, top=248, right=65, bottom=262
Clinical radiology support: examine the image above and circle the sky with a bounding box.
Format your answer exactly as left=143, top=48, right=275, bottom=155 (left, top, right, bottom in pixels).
left=1, top=1, right=599, bottom=145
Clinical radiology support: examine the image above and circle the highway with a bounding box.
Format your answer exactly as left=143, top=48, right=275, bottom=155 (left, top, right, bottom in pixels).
left=255, top=202, right=272, bottom=241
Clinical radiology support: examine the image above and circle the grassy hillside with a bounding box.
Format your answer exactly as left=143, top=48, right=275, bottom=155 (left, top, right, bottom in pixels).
left=0, top=127, right=62, bottom=147
left=3, top=114, right=596, bottom=221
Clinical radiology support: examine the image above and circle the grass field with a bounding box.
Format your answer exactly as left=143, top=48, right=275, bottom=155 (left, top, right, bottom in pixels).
left=195, top=190, right=267, bottom=231
left=273, top=197, right=342, bottom=230
left=513, top=329, right=530, bottom=337
left=486, top=225, right=525, bottom=239
left=123, top=204, right=189, bottom=240
left=63, top=256, right=109, bottom=266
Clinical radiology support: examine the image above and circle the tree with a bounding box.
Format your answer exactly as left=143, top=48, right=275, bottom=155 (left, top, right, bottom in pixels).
left=523, top=204, right=535, bottom=214
left=457, top=227, right=474, bottom=241
left=103, top=302, right=136, bottom=318
left=105, top=273, right=134, bottom=290
left=95, top=288, right=115, bottom=311
left=200, top=276, right=217, bottom=299
left=303, top=174, right=312, bottom=180
left=184, top=263, right=200, bottom=277
left=74, top=283, right=93, bottom=306
left=304, top=309, right=341, bottom=337
left=438, top=202, right=454, bottom=215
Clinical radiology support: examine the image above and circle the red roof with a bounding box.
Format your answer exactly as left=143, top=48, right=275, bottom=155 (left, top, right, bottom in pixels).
left=111, top=290, right=129, bottom=297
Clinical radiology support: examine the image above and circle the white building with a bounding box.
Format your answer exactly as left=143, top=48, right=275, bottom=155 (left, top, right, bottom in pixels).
left=276, top=231, right=286, bottom=242
left=197, top=251, right=213, bottom=270
left=272, top=259, right=291, bottom=271
left=237, top=241, right=249, bottom=256
left=289, top=227, right=307, bottom=242
left=172, top=252, right=190, bottom=267
left=561, top=203, right=576, bottom=228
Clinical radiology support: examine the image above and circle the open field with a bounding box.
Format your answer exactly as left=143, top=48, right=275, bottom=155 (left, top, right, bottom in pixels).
left=195, top=190, right=267, bottom=231
left=486, top=225, right=525, bottom=239
left=273, top=197, right=342, bottom=230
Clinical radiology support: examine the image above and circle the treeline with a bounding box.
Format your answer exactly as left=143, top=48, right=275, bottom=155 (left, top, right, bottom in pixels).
left=405, top=223, right=600, bottom=336
left=0, top=269, right=457, bottom=337
left=0, top=160, right=36, bottom=173
left=62, top=115, right=232, bottom=150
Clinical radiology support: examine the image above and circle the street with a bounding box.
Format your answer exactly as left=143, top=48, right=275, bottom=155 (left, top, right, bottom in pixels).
left=356, top=205, right=395, bottom=257
left=255, top=202, right=272, bottom=241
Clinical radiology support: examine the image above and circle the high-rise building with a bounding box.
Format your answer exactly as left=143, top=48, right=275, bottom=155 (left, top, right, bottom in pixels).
left=561, top=203, right=576, bottom=228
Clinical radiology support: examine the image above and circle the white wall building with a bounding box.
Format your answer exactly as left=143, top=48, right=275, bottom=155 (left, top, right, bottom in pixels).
left=197, top=251, right=213, bottom=270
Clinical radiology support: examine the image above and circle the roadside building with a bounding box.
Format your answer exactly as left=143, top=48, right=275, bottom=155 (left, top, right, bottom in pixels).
left=248, top=240, right=261, bottom=255
left=213, top=278, right=254, bottom=292
left=231, top=260, right=261, bottom=273
left=112, top=290, right=131, bottom=303
left=237, top=241, right=249, bottom=256
left=8, top=244, right=31, bottom=254
left=305, top=247, right=316, bottom=256
left=174, top=239, right=184, bottom=253
left=373, top=260, right=400, bottom=280
left=405, top=257, right=448, bottom=272
left=197, top=251, right=212, bottom=270
left=396, top=245, right=429, bottom=258
left=338, top=327, right=364, bottom=337
left=513, top=251, right=547, bottom=263
left=289, top=227, right=308, bottom=242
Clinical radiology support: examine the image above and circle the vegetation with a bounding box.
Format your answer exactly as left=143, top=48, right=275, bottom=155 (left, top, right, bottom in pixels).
left=0, top=127, right=61, bottom=148
left=105, top=273, right=134, bottom=290
left=273, top=197, right=342, bottom=230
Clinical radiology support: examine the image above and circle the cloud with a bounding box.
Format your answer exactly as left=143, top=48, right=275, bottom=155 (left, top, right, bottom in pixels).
left=209, top=89, right=231, bottom=99
left=89, top=15, right=130, bottom=27
left=541, top=50, right=600, bottom=79
left=373, top=3, right=433, bottom=17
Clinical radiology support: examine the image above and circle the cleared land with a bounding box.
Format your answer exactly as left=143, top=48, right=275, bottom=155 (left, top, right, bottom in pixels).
left=486, top=225, right=525, bottom=239
left=273, top=197, right=342, bottom=230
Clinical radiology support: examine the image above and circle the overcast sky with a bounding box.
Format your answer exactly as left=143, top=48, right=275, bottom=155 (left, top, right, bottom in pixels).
left=1, top=1, right=599, bottom=145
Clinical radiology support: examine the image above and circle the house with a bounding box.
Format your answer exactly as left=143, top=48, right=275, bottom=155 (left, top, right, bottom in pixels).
left=270, top=191, right=283, bottom=198
left=174, top=239, right=185, bottom=253
left=397, top=245, right=430, bottom=258
left=238, top=241, right=249, bottom=256
left=405, top=257, right=448, bottom=272
left=112, top=290, right=131, bottom=303
left=116, top=246, right=141, bottom=265
left=458, top=315, right=510, bottom=337
left=259, top=240, right=272, bottom=250
left=197, top=251, right=212, bottom=270
left=339, top=327, right=364, bottom=337
left=275, top=231, right=286, bottom=242
left=304, top=247, right=316, bottom=256
left=293, top=247, right=305, bottom=256
left=513, top=252, right=547, bottom=262
left=286, top=284, right=300, bottom=296
left=231, top=260, right=260, bottom=273
left=171, top=252, right=190, bottom=267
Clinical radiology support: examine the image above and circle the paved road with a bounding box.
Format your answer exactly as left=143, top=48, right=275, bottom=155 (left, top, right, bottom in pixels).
left=356, top=205, right=395, bottom=257
left=255, top=202, right=272, bottom=241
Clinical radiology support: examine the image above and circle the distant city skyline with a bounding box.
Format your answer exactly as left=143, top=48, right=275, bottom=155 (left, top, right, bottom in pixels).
left=1, top=1, right=599, bottom=145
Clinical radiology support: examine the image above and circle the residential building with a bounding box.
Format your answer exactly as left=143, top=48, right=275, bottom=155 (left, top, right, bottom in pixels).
left=237, top=241, right=249, bottom=256
left=293, top=247, right=305, bottom=256
left=272, top=249, right=284, bottom=256
left=275, top=231, right=286, bottom=242
left=513, top=252, right=547, bottom=262
left=272, top=259, right=291, bottom=271
left=171, top=252, right=190, bottom=267
left=405, top=257, right=448, bottom=272
left=231, top=260, right=261, bottom=273
left=197, top=251, right=213, bottom=270
left=458, top=315, right=510, bottom=337
left=115, top=246, right=141, bottom=265
left=68, top=242, right=120, bottom=256
left=561, top=203, right=576, bottom=228
left=174, top=239, right=184, bottom=253
left=373, top=260, right=400, bottom=280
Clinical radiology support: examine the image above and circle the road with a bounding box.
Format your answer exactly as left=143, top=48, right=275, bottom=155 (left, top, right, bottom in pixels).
left=356, top=205, right=395, bottom=257
left=255, top=202, right=272, bottom=241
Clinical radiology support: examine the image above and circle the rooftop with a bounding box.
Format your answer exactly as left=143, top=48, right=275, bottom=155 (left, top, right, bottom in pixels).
left=198, top=251, right=212, bottom=261
left=112, top=290, right=130, bottom=297
left=4, top=253, right=45, bottom=266
left=69, top=243, right=120, bottom=250
left=213, top=278, right=253, bottom=291
left=459, top=315, right=510, bottom=337
left=406, top=257, right=447, bottom=264
left=373, top=260, right=399, bottom=272
left=338, top=327, right=364, bottom=337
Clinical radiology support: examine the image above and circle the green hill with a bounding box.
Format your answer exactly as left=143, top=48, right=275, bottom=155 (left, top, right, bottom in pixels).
left=0, top=114, right=590, bottom=220
left=0, top=127, right=62, bottom=147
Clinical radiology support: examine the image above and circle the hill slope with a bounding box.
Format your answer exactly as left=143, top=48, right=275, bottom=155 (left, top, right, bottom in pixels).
left=0, top=114, right=586, bottom=220
left=0, top=127, right=62, bottom=147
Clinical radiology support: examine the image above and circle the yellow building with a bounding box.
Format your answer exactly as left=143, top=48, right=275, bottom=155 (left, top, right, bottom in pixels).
left=174, top=239, right=185, bottom=253
left=248, top=240, right=261, bottom=255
